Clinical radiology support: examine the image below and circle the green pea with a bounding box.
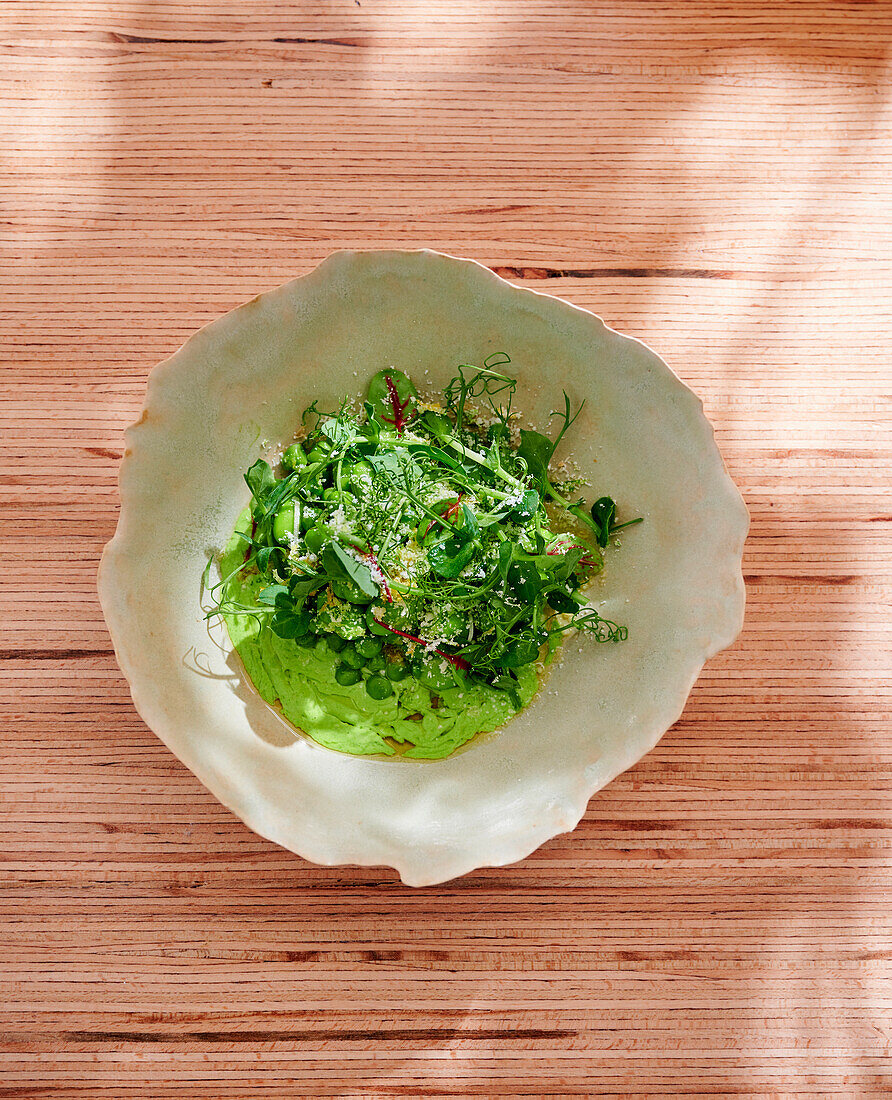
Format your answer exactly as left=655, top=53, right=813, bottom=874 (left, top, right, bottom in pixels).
left=307, top=447, right=328, bottom=464
left=272, top=501, right=296, bottom=544
left=331, top=579, right=375, bottom=606
left=323, top=487, right=340, bottom=502
left=335, top=665, right=361, bottom=687
left=414, top=662, right=452, bottom=692
left=365, top=609, right=391, bottom=636
left=366, top=654, right=386, bottom=672
left=346, top=459, right=372, bottom=479
left=365, top=675, right=393, bottom=700
left=304, top=525, right=329, bottom=554
left=356, top=637, right=383, bottom=658
left=282, top=443, right=306, bottom=470
left=327, top=634, right=347, bottom=653
left=385, top=661, right=409, bottom=681
left=339, top=646, right=364, bottom=670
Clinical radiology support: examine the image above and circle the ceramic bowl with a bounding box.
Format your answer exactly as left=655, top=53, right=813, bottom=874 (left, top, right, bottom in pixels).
left=98, top=249, right=748, bottom=885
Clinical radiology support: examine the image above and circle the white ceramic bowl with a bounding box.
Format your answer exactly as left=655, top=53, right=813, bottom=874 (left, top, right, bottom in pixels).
left=99, top=249, right=748, bottom=885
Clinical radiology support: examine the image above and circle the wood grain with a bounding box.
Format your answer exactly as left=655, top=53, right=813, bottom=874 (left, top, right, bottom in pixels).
left=1, top=0, right=891, bottom=1095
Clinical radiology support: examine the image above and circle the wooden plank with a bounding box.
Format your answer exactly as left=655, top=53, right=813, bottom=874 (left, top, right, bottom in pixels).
left=1, top=0, right=890, bottom=1095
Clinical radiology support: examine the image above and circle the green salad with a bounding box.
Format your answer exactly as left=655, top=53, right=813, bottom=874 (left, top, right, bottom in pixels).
left=207, top=357, right=641, bottom=758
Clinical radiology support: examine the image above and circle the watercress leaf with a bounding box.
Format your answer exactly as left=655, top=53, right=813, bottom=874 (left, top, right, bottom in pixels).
left=257, top=584, right=289, bottom=606
left=274, top=591, right=295, bottom=610
left=590, top=496, right=616, bottom=548
left=517, top=429, right=553, bottom=486
left=321, top=542, right=379, bottom=598
left=245, top=459, right=277, bottom=504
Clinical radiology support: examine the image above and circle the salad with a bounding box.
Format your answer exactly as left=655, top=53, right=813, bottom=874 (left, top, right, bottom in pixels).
left=207, top=358, right=641, bottom=759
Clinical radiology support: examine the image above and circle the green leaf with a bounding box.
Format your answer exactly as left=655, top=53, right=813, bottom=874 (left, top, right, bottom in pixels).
left=517, top=429, right=553, bottom=486
left=271, top=609, right=311, bottom=639
left=255, top=545, right=282, bottom=574
left=406, top=443, right=465, bottom=477
left=428, top=537, right=476, bottom=579
left=492, top=635, right=543, bottom=669
left=420, top=410, right=453, bottom=441
left=547, top=588, right=580, bottom=615
left=289, top=574, right=327, bottom=600
left=367, top=369, right=417, bottom=427
left=459, top=502, right=480, bottom=540
left=507, top=560, right=542, bottom=604
left=590, top=496, right=616, bottom=548
left=567, top=502, right=606, bottom=545
left=257, top=584, right=289, bottom=606
left=506, top=488, right=540, bottom=522
left=361, top=400, right=383, bottom=443
left=319, top=416, right=359, bottom=449
left=321, top=542, right=379, bottom=598
left=245, top=459, right=277, bottom=504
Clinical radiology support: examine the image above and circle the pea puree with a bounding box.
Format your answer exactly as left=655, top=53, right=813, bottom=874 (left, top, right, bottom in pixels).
left=220, top=515, right=539, bottom=759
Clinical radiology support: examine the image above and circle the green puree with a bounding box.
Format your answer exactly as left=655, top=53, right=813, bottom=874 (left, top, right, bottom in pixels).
left=221, top=511, right=538, bottom=759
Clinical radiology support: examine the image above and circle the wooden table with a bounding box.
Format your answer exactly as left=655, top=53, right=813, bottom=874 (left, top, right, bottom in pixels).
left=3, top=2, right=890, bottom=1095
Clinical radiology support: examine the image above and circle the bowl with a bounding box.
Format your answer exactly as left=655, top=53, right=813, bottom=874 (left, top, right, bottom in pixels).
left=98, top=249, right=748, bottom=886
